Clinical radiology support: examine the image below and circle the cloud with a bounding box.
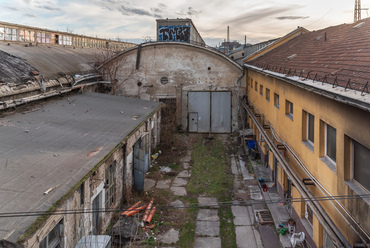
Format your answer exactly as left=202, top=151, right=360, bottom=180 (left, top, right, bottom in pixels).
left=6, top=6, right=21, bottom=11
left=35, top=5, right=62, bottom=11
left=276, top=16, right=309, bottom=20
left=151, top=3, right=167, bottom=14
left=176, top=7, right=201, bottom=17
left=25, top=13, right=37, bottom=17
left=119, top=5, right=162, bottom=18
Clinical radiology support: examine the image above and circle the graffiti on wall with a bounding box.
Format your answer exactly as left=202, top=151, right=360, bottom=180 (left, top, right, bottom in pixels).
left=158, top=25, right=191, bottom=43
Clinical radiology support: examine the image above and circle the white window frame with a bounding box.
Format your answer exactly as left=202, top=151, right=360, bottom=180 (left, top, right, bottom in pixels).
left=274, top=93, right=279, bottom=108
left=324, top=123, right=336, bottom=165
left=39, top=219, right=64, bottom=248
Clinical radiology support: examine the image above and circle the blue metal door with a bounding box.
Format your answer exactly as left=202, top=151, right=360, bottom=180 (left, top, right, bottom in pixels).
left=133, top=135, right=149, bottom=192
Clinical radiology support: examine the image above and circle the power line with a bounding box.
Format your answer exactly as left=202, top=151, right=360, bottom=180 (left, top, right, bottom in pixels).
left=1, top=194, right=369, bottom=218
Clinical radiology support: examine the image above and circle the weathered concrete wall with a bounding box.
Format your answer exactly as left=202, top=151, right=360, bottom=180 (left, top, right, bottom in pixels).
left=109, top=42, right=245, bottom=132
left=22, top=109, right=161, bottom=248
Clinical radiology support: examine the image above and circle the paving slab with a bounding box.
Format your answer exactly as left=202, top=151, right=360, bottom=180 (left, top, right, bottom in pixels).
left=259, top=225, right=281, bottom=248
left=156, top=179, right=171, bottom=189
left=235, top=226, right=257, bottom=248
left=170, top=186, right=187, bottom=196
left=180, top=155, right=192, bottom=162
left=232, top=206, right=252, bottom=226
left=183, top=162, right=190, bottom=169
left=157, top=228, right=179, bottom=244
left=231, top=156, right=240, bottom=175
left=177, top=170, right=191, bottom=178
left=144, top=179, right=156, bottom=191
left=172, top=177, right=188, bottom=187
left=239, top=158, right=254, bottom=180
left=197, top=209, right=220, bottom=221
left=170, top=200, right=185, bottom=209
left=194, top=237, right=221, bottom=248
left=195, top=221, right=219, bottom=236
left=198, top=197, right=219, bottom=208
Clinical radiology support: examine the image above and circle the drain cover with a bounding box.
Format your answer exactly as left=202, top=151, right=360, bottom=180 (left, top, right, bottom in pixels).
left=256, top=210, right=274, bottom=225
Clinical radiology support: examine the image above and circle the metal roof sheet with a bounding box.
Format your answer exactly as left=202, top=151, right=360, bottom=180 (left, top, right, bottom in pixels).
left=0, top=92, right=161, bottom=242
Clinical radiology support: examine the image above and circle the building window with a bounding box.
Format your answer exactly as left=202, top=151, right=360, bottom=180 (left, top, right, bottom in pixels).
left=285, top=100, right=293, bottom=120
left=260, top=84, right=263, bottom=96
left=351, top=139, right=370, bottom=192
left=105, top=161, right=116, bottom=208
left=39, top=219, right=63, bottom=248
left=274, top=93, right=279, bottom=108
left=305, top=203, right=313, bottom=227
left=325, top=123, right=336, bottom=163
left=255, top=82, right=258, bottom=91
left=302, top=111, right=315, bottom=151
left=80, top=182, right=84, bottom=206
left=265, top=88, right=270, bottom=101
left=251, top=79, right=253, bottom=88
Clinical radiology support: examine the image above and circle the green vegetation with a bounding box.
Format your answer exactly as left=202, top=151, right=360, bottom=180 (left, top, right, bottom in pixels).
left=178, top=197, right=197, bottom=248
left=187, top=136, right=236, bottom=248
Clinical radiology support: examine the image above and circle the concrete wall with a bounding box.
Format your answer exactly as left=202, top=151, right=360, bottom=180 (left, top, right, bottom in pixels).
left=109, top=42, right=245, bottom=132
left=22, top=109, right=161, bottom=248
left=246, top=68, right=370, bottom=246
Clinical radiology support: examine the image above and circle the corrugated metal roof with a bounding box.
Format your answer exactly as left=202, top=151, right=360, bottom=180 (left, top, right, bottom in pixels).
left=0, top=92, right=161, bottom=242
left=246, top=18, right=370, bottom=92
left=0, top=41, right=98, bottom=84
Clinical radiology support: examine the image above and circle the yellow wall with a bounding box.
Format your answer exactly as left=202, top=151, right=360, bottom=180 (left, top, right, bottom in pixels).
left=246, top=68, right=370, bottom=245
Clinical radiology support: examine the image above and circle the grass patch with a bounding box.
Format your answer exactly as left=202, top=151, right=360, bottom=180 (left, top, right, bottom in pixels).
left=187, top=136, right=236, bottom=247
left=178, top=197, right=197, bottom=248
left=188, top=138, right=230, bottom=199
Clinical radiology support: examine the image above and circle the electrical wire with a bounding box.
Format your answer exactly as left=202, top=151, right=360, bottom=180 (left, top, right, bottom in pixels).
left=0, top=194, right=369, bottom=218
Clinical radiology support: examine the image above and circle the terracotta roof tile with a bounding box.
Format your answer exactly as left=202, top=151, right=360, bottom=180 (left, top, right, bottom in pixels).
left=247, top=18, right=370, bottom=92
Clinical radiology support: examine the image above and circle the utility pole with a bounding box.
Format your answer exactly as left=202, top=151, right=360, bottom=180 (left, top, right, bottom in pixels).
left=227, top=26, right=230, bottom=55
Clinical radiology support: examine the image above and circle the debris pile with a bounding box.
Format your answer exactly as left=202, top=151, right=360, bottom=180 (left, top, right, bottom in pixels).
left=111, top=199, right=157, bottom=247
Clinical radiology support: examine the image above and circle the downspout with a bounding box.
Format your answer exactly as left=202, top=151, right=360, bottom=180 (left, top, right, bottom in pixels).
left=242, top=101, right=352, bottom=248
left=136, top=44, right=142, bottom=70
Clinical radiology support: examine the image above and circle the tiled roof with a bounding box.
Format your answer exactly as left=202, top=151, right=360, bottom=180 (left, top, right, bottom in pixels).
left=247, top=18, right=370, bottom=92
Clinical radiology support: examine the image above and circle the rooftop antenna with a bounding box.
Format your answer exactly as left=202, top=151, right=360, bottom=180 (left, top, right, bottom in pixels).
left=354, top=0, right=369, bottom=22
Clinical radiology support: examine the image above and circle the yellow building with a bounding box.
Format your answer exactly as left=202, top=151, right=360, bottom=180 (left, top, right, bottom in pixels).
left=243, top=19, right=370, bottom=247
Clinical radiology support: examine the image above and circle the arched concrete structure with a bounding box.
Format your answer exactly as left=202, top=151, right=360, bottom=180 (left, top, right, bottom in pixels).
left=104, top=42, right=245, bottom=133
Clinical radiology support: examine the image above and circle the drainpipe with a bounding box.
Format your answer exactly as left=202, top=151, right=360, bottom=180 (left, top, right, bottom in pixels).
left=242, top=101, right=352, bottom=248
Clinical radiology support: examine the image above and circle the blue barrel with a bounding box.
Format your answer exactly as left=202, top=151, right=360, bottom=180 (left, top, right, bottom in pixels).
left=248, top=140, right=256, bottom=152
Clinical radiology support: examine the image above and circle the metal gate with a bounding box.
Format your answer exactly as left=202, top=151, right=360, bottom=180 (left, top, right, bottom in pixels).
left=188, top=91, right=231, bottom=133
left=133, top=135, right=149, bottom=192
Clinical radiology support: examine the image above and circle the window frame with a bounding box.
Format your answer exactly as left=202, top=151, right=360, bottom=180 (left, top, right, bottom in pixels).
left=259, top=84, right=263, bottom=96
left=274, top=93, right=279, bottom=108
left=265, top=88, right=270, bottom=101
left=285, top=100, right=293, bottom=118
left=105, top=161, right=116, bottom=209
left=39, top=219, right=63, bottom=248
left=306, top=112, right=314, bottom=145
left=255, top=81, right=258, bottom=92
left=350, top=139, right=370, bottom=193
left=324, top=123, right=336, bottom=164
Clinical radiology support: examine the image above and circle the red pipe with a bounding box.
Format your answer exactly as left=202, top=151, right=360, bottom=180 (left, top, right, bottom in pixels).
left=120, top=201, right=141, bottom=216
left=124, top=205, right=147, bottom=217
left=142, top=198, right=154, bottom=222
left=145, top=207, right=156, bottom=224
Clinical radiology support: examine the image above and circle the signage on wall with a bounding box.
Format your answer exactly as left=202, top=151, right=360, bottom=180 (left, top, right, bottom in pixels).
left=158, top=25, right=191, bottom=43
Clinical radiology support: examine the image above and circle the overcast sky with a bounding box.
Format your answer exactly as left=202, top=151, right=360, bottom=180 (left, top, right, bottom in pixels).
left=0, top=0, right=368, bottom=46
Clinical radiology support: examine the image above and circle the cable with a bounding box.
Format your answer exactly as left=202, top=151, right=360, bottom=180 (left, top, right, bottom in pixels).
left=0, top=194, right=369, bottom=218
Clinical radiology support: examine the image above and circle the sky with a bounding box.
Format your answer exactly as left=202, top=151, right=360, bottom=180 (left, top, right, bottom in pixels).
left=0, top=0, right=368, bottom=46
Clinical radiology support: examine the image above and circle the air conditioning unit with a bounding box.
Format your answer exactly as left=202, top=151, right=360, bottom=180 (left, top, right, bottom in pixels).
left=75, top=235, right=111, bottom=248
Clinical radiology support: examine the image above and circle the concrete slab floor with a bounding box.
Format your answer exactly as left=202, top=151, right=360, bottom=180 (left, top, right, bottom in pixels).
left=259, top=225, right=281, bottom=248
left=170, top=200, right=185, bottom=209
left=231, top=155, right=240, bottom=175
left=177, top=170, right=191, bottom=178
left=232, top=206, right=252, bottom=226
left=172, top=177, right=188, bottom=187
left=194, top=237, right=221, bottom=248
left=170, top=186, right=187, bottom=196
left=144, top=178, right=156, bottom=191
left=180, top=155, right=192, bottom=162
left=156, top=179, right=171, bottom=189
left=198, top=197, right=219, bottom=208
left=235, top=226, right=258, bottom=248
left=183, top=162, right=190, bottom=169
left=195, top=221, right=220, bottom=237
left=197, top=209, right=220, bottom=221
left=157, top=228, right=179, bottom=244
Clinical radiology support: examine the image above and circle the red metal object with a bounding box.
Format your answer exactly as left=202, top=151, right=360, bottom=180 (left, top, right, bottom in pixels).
left=145, top=207, right=156, bottom=224
left=124, top=205, right=147, bottom=217
left=142, top=198, right=154, bottom=222
left=120, top=201, right=141, bottom=216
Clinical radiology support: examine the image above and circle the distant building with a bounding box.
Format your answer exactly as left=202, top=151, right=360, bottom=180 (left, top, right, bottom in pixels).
left=156, top=18, right=205, bottom=46
left=243, top=20, right=370, bottom=247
